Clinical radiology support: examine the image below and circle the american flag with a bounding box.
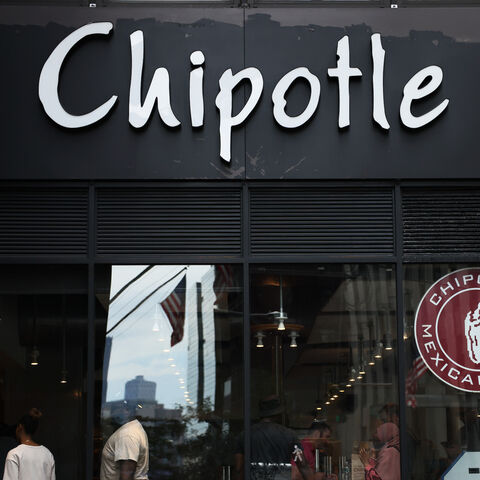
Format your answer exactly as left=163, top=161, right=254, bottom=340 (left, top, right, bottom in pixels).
left=213, top=265, right=234, bottom=304
left=161, top=275, right=186, bottom=347
left=406, top=354, right=428, bottom=408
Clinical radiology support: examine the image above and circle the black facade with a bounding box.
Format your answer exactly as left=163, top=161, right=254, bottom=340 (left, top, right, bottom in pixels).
left=1, top=3, right=480, bottom=480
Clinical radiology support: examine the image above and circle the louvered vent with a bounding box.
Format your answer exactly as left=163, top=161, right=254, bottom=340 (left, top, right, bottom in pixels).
left=403, top=188, right=480, bottom=257
left=0, top=187, right=88, bottom=256
left=250, top=187, right=394, bottom=256
left=96, top=187, right=242, bottom=256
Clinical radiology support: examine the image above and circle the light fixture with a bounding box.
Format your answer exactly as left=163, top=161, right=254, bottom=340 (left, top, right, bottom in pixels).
left=368, top=355, right=376, bottom=366
left=325, top=401, right=331, bottom=405
left=316, top=406, right=322, bottom=411
left=289, top=331, right=299, bottom=348
left=374, top=342, right=383, bottom=359
left=348, top=367, right=356, bottom=382
left=346, top=383, right=352, bottom=388
left=339, top=389, right=345, bottom=393
left=276, top=276, right=287, bottom=330
left=333, top=394, right=338, bottom=398
left=30, top=346, right=40, bottom=366
left=153, top=304, right=161, bottom=331
left=60, top=296, right=67, bottom=384
left=255, top=331, right=266, bottom=348
left=359, top=364, right=366, bottom=375
left=384, top=334, right=393, bottom=351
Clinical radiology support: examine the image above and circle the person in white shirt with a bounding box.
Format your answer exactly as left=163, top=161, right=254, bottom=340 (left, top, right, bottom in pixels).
left=2, top=409, right=55, bottom=480
left=100, top=418, right=149, bottom=480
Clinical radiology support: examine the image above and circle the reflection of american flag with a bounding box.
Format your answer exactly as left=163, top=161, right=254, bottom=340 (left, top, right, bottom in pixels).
left=214, top=265, right=234, bottom=304
left=406, top=355, right=428, bottom=408
left=161, top=276, right=186, bottom=347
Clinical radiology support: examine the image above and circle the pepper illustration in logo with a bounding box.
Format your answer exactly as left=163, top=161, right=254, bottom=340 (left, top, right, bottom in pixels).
left=465, top=302, right=480, bottom=364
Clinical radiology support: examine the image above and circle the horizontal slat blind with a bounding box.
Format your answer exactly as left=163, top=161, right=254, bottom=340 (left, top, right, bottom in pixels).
left=96, top=187, right=242, bottom=256
left=0, top=187, right=88, bottom=256
left=403, top=188, right=480, bottom=256
left=250, top=187, right=394, bottom=256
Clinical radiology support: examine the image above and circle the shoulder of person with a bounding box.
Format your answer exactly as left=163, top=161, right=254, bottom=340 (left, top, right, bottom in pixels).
left=41, top=445, right=55, bottom=458
left=6, top=446, right=22, bottom=462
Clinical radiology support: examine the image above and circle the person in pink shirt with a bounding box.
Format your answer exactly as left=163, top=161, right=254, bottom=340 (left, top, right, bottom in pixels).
left=360, top=423, right=400, bottom=480
left=292, top=421, right=336, bottom=480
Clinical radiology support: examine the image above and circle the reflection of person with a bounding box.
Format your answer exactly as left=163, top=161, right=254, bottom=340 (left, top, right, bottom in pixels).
left=460, top=407, right=480, bottom=451
left=359, top=423, right=400, bottom=480
left=234, top=395, right=313, bottom=480
left=292, top=421, right=336, bottom=480
left=3, top=409, right=55, bottom=480
left=100, top=415, right=149, bottom=480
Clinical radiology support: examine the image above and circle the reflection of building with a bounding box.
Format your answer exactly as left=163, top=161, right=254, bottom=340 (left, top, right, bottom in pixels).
left=187, top=267, right=216, bottom=408
left=102, top=375, right=182, bottom=423
left=125, top=375, right=156, bottom=402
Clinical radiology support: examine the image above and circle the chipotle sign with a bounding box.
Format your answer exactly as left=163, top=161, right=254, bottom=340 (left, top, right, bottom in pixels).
left=415, top=268, right=480, bottom=392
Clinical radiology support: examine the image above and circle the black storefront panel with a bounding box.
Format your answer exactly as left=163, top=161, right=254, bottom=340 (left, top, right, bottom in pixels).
left=0, top=8, right=480, bottom=180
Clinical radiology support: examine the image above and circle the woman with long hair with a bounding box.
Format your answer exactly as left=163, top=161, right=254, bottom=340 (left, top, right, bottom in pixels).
left=359, top=423, right=401, bottom=480
left=2, top=409, right=55, bottom=480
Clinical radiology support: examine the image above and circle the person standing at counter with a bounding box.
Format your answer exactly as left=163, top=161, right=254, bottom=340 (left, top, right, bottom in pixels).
left=292, top=421, right=336, bottom=480
left=359, top=423, right=400, bottom=480
left=234, top=395, right=314, bottom=480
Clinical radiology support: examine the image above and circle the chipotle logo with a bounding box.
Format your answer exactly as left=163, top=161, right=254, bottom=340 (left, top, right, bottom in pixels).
left=415, top=268, right=480, bottom=392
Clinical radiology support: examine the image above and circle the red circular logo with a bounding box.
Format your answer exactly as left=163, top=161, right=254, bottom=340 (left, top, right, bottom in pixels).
left=415, top=268, right=480, bottom=392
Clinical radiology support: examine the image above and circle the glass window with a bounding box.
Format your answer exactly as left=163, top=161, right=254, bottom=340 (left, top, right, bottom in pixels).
left=404, top=264, right=480, bottom=480
left=0, top=265, right=88, bottom=480
left=94, top=264, right=243, bottom=480
left=248, top=264, right=399, bottom=480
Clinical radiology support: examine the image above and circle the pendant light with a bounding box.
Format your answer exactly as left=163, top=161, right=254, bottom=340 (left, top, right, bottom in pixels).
left=60, top=295, right=68, bottom=384
left=276, top=276, right=287, bottom=331
left=255, top=331, right=265, bottom=348
left=30, top=296, right=39, bottom=366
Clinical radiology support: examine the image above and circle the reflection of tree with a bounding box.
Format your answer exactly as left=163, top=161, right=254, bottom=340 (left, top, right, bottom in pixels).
left=139, top=399, right=235, bottom=480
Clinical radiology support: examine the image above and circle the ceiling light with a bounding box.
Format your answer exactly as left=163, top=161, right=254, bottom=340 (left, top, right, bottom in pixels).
left=255, top=332, right=265, bottom=348
left=30, top=347, right=40, bottom=366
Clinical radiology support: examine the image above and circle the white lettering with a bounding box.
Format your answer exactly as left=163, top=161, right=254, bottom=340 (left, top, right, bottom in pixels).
left=38, top=22, right=118, bottom=128
left=400, top=65, right=449, bottom=129
left=424, top=341, right=436, bottom=353
left=328, top=36, right=362, bottom=128
left=190, top=50, right=205, bottom=128
left=129, top=30, right=180, bottom=129
left=430, top=353, right=444, bottom=367
left=463, top=274, right=474, bottom=285
left=216, top=67, right=263, bottom=162
left=440, top=282, right=454, bottom=296
left=371, top=33, right=389, bottom=130
left=422, top=325, right=433, bottom=337
left=272, top=67, right=320, bottom=128
left=462, top=374, right=474, bottom=385
left=448, top=367, right=460, bottom=380
left=430, top=293, right=442, bottom=306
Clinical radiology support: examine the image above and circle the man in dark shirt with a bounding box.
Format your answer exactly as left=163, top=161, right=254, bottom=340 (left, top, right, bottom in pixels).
left=235, top=396, right=314, bottom=480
